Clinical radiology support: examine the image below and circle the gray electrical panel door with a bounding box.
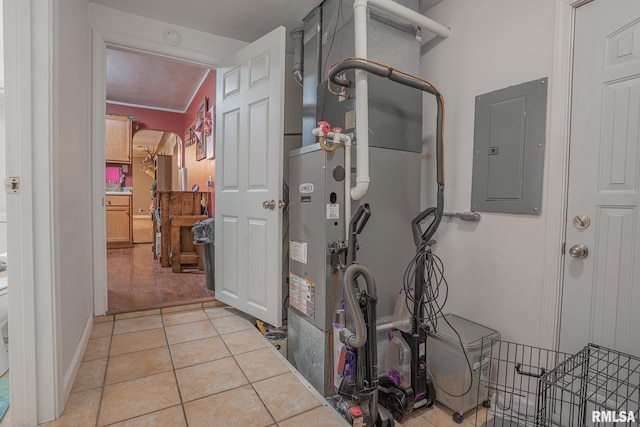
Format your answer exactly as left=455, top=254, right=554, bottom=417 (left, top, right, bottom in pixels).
left=471, top=78, right=548, bottom=215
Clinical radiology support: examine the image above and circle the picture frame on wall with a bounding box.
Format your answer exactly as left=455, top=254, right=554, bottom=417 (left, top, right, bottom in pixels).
left=205, top=106, right=215, bottom=159
left=195, top=97, right=208, bottom=161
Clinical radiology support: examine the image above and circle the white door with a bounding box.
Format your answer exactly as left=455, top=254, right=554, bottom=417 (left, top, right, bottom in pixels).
left=560, top=0, right=640, bottom=356
left=215, top=27, right=286, bottom=327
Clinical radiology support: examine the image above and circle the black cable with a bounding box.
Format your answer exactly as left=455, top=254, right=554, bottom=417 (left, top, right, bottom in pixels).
left=400, top=245, right=474, bottom=398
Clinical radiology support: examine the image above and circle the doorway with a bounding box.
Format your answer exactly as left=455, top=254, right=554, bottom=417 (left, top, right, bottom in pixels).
left=104, top=46, right=216, bottom=314
left=559, top=0, right=640, bottom=356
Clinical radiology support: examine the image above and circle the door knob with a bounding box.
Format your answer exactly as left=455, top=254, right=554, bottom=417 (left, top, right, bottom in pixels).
left=569, top=244, right=589, bottom=259
left=262, top=199, right=276, bottom=210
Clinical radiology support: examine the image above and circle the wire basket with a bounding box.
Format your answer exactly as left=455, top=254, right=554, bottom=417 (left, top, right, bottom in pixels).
left=540, top=344, right=640, bottom=426
left=475, top=341, right=640, bottom=427
left=474, top=340, right=574, bottom=427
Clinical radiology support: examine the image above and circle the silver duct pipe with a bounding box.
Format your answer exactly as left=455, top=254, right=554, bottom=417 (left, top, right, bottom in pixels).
left=290, top=28, right=304, bottom=86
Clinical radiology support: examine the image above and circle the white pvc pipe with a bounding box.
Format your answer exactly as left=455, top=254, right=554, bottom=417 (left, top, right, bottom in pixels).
left=352, top=0, right=370, bottom=201
left=344, top=138, right=352, bottom=240
left=367, top=0, right=451, bottom=39
left=350, top=0, right=450, bottom=202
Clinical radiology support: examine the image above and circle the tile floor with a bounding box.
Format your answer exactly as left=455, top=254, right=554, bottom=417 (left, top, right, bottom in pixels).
left=35, top=302, right=483, bottom=427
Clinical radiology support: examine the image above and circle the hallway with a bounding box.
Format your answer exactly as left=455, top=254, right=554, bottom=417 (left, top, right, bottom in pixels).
left=107, top=244, right=215, bottom=314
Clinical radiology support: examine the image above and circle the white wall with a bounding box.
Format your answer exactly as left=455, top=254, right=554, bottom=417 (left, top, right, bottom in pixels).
left=56, top=0, right=93, bottom=403
left=0, top=0, right=6, bottom=254
left=420, top=0, right=556, bottom=346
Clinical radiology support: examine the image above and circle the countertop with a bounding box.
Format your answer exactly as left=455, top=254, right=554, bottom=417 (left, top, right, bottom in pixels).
left=106, top=191, right=132, bottom=196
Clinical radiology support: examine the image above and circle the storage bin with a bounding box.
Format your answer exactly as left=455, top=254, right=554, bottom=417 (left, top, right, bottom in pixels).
left=426, top=313, right=500, bottom=423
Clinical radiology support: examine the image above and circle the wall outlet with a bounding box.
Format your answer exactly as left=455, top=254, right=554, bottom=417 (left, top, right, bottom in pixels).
left=122, top=165, right=128, bottom=173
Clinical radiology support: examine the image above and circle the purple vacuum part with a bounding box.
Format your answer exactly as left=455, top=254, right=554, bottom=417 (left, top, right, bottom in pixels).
left=415, top=392, right=426, bottom=402
left=342, top=347, right=357, bottom=382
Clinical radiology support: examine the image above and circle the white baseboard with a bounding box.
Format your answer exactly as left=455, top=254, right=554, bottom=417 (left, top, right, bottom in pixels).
left=61, top=314, right=94, bottom=413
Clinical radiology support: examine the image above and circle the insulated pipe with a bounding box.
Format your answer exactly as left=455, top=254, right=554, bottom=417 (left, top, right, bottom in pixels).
left=340, top=264, right=377, bottom=349
left=352, top=0, right=370, bottom=201
left=329, top=59, right=445, bottom=244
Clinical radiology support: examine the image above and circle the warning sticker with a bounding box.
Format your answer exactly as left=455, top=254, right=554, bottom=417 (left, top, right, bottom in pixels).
left=289, top=273, right=315, bottom=319
left=290, top=240, right=307, bottom=264
left=326, top=203, right=340, bottom=220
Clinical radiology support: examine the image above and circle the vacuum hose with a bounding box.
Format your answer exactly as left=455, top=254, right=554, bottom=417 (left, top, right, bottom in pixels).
left=340, top=264, right=376, bottom=349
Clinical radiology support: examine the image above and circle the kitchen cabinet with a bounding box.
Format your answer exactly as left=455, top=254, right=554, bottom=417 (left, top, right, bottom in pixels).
left=106, top=194, right=133, bottom=248
left=105, top=115, right=132, bottom=164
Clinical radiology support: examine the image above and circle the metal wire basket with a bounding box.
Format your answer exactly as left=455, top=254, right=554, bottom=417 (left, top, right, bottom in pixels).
left=540, top=344, right=640, bottom=426
left=474, top=340, right=574, bottom=427
left=474, top=341, right=640, bottom=427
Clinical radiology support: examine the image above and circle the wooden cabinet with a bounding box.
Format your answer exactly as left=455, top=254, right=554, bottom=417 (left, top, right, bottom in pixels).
left=106, top=195, right=133, bottom=248
left=105, top=115, right=132, bottom=164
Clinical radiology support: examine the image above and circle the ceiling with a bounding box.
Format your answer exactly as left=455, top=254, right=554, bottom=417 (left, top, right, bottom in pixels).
left=99, top=0, right=445, bottom=112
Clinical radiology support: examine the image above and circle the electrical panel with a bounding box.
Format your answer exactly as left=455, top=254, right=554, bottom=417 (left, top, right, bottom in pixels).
left=471, top=78, right=548, bottom=215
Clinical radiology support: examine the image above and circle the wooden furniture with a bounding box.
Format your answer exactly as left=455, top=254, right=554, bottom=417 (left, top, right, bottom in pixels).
left=155, top=191, right=208, bottom=268
left=155, top=155, right=173, bottom=191
left=170, top=215, right=207, bottom=272
left=106, top=194, right=133, bottom=248
left=105, top=115, right=132, bottom=164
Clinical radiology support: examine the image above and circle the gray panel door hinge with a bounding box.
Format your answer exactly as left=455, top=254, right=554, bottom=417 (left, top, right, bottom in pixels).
left=4, top=176, right=20, bottom=194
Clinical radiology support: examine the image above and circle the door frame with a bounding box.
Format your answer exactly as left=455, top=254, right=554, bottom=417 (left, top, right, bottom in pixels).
left=539, top=0, right=592, bottom=349
left=90, top=29, right=225, bottom=314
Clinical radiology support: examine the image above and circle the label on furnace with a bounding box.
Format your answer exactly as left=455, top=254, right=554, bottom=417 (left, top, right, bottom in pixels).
left=289, top=273, right=315, bottom=319
left=290, top=240, right=307, bottom=264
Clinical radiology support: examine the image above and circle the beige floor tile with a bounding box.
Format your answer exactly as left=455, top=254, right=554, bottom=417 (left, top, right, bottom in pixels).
left=253, top=372, right=322, bottom=421
left=105, top=346, right=173, bottom=385
left=94, top=315, right=114, bottom=324
left=71, top=358, right=107, bottom=393
left=278, top=405, right=348, bottom=427
left=98, top=371, right=181, bottom=426
left=105, top=405, right=186, bottom=427
left=110, top=328, right=167, bottom=356
left=83, top=336, right=111, bottom=361
left=183, top=385, right=274, bottom=427
left=175, top=357, right=247, bottom=402
left=234, top=347, right=290, bottom=382
left=162, top=303, right=203, bottom=314
left=40, top=388, right=102, bottom=426
left=220, top=329, right=269, bottom=355
left=113, top=315, right=163, bottom=335
left=90, top=321, right=114, bottom=339
left=162, top=309, right=208, bottom=327
left=170, top=336, right=231, bottom=369
left=114, top=309, right=161, bottom=320
left=210, top=314, right=253, bottom=334
left=165, top=320, right=217, bottom=345
left=204, top=307, right=236, bottom=319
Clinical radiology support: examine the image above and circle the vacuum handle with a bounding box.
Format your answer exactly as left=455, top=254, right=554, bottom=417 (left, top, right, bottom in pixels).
left=350, top=203, right=371, bottom=236
left=412, top=207, right=436, bottom=247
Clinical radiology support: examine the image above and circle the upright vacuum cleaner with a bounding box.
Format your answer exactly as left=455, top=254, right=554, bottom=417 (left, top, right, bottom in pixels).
left=327, top=58, right=446, bottom=422
left=330, top=263, right=395, bottom=427
left=329, top=204, right=394, bottom=427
